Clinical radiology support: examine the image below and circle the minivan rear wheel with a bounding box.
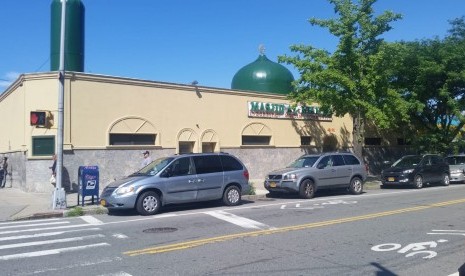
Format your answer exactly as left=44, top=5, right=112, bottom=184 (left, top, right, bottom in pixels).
left=348, top=177, right=363, bottom=195
left=223, top=186, right=241, bottom=206
left=299, top=179, right=315, bottom=199
left=136, top=191, right=160, bottom=216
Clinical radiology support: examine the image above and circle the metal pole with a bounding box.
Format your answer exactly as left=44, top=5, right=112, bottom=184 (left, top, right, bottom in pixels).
left=53, top=0, right=67, bottom=209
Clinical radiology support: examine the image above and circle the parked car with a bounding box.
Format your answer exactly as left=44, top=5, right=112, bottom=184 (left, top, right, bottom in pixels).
left=445, top=155, right=465, bottom=183
left=100, top=152, right=250, bottom=215
left=381, top=154, right=450, bottom=189
left=264, top=152, right=367, bottom=199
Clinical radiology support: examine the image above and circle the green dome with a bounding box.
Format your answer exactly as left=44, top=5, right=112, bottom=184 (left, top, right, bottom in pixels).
left=231, top=54, right=294, bottom=95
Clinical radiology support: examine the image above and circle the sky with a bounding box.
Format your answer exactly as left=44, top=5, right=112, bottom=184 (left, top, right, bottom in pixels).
left=1, top=0, right=464, bottom=92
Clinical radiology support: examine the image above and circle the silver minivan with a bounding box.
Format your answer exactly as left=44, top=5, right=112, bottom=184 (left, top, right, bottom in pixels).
left=264, top=152, right=367, bottom=199
left=100, top=153, right=250, bottom=215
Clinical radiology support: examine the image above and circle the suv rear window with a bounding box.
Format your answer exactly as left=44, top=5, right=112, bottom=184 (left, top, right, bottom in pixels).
left=446, top=156, right=465, bottom=165
left=193, top=155, right=222, bottom=174
left=342, top=154, right=360, bottom=165
left=332, top=155, right=345, bottom=166
left=220, top=155, right=243, bottom=171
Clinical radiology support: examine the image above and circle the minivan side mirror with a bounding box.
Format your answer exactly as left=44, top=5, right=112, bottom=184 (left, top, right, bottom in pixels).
left=317, top=163, right=325, bottom=169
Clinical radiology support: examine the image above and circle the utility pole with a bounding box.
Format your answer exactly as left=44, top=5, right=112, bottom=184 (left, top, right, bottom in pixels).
left=53, top=0, right=67, bottom=209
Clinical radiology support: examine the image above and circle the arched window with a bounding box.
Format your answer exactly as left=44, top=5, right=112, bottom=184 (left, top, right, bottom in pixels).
left=177, top=128, right=198, bottom=154
left=200, top=129, right=219, bottom=153
left=108, top=117, right=158, bottom=146
left=241, top=122, right=272, bottom=146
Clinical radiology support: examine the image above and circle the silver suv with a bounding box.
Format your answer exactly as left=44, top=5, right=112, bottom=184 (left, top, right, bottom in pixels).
left=264, top=152, right=367, bottom=199
left=100, top=153, right=250, bottom=215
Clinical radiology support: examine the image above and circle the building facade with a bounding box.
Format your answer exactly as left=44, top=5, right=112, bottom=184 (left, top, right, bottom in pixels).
left=0, top=71, right=354, bottom=192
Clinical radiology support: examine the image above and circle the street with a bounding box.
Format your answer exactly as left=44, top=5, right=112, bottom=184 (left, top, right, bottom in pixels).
left=1, top=184, right=465, bottom=276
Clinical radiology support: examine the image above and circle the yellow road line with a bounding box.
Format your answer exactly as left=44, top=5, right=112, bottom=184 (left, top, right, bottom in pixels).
left=124, top=198, right=465, bottom=256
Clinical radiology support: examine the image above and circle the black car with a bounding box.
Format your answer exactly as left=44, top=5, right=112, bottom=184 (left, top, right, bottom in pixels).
left=381, top=154, right=450, bottom=189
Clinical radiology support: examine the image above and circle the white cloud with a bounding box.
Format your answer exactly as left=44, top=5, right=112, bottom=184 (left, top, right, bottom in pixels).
left=0, top=72, right=20, bottom=91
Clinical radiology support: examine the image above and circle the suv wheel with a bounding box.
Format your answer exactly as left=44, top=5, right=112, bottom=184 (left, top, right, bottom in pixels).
left=299, top=179, right=315, bottom=199
left=414, top=175, right=423, bottom=189
left=441, top=173, right=450, bottom=186
left=348, top=177, right=363, bottom=195
left=223, top=185, right=241, bottom=206
left=136, top=191, right=160, bottom=216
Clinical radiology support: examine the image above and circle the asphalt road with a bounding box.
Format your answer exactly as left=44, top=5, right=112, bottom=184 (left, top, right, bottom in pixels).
left=1, top=184, right=465, bottom=276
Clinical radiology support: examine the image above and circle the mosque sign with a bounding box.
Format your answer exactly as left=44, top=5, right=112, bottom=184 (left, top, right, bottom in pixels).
left=248, top=101, right=332, bottom=121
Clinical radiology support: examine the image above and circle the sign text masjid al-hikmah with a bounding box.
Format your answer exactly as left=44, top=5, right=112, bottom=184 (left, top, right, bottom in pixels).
left=248, top=101, right=332, bottom=121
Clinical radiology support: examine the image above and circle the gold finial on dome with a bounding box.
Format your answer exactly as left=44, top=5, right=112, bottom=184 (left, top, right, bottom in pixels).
left=258, top=44, right=266, bottom=56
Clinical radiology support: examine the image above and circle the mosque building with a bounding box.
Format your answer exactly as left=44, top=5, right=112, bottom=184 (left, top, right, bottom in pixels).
left=0, top=0, right=397, bottom=193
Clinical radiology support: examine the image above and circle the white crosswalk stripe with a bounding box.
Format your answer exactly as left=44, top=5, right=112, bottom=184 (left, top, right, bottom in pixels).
left=0, top=227, right=102, bottom=242
left=0, top=243, right=110, bottom=261
left=0, top=216, right=109, bottom=261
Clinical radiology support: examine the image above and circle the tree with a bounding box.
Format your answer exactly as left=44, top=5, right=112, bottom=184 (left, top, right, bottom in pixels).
left=389, top=17, right=465, bottom=153
left=279, top=0, right=405, bottom=157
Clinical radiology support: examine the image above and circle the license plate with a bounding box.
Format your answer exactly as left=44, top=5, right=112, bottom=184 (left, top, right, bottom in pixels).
left=100, top=199, right=106, bottom=206
left=388, top=177, right=395, bottom=182
left=270, top=182, right=277, bottom=188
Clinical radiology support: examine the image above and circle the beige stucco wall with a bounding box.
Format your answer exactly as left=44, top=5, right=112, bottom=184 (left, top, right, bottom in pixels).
left=0, top=72, right=353, bottom=155
left=66, top=73, right=353, bottom=151
left=0, top=74, right=59, bottom=155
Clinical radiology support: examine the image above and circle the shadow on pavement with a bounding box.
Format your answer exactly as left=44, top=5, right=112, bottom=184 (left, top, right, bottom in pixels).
left=106, top=198, right=258, bottom=217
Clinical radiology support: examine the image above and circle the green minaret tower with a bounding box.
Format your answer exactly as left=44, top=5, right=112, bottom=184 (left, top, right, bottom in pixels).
left=50, top=0, right=85, bottom=72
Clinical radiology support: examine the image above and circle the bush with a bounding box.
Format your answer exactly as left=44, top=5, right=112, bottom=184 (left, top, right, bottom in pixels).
left=65, top=206, right=84, bottom=217
left=247, top=183, right=256, bottom=195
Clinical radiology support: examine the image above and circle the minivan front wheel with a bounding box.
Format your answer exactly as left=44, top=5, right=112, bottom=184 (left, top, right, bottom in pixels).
left=348, top=177, right=363, bottom=195
left=223, top=186, right=241, bottom=206
left=136, top=191, right=161, bottom=216
left=299, top=179, right=315, bottom=199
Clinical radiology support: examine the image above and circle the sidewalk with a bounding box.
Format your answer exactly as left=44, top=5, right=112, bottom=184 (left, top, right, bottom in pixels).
left=0, top=186, right=104, bottom=221
left=0, top=182, right=270, bottom=221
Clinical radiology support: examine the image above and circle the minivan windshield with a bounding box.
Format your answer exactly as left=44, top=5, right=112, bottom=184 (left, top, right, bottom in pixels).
left=130, top=157, right=174, bottom=176
left=288, top=156, right=320, bottom=168
left=392, top=156, right=422, bottom=167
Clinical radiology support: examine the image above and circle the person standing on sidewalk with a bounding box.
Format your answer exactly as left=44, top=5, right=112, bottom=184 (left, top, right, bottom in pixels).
left=49, top=154, right=57, bottom=186
left=141, top=151, right=152, bottom=168
left=0, top=157, right=8, bottom=188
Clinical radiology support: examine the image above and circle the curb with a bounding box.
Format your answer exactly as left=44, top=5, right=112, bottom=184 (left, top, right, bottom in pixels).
left=15, top=181, right=382, bottom=221
left=13, top=211, right=64, bottom=221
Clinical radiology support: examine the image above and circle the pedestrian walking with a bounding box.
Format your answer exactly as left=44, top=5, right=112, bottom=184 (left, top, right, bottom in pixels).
left=0, top=157, right=7, bottom=188
left=49, top=154, right=57, bottom=186
left=141, top=151, right=152, bottom=168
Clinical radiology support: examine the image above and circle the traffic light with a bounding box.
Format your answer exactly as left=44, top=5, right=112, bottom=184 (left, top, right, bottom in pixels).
left=30, top=111, right=47, bottom=127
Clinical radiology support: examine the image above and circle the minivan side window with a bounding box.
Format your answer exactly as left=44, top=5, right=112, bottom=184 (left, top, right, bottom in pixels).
left=169, top=157, right=193, bottom=177
left=220, top=155, right=243, bottom=171
left=193, top=155, right=223, bottom=174
left=342, top=155, right=360, bottom=165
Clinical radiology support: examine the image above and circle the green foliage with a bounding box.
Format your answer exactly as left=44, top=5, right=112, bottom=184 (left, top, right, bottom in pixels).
left=279, top=0, right=404, bottom=156
left=65, top=206, right=84, bottom=217
left=247, top=183, right=256, bottom=195
left=280, top=0, right=465, bottom=154
left=387, top=16, right=465, bottom=153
